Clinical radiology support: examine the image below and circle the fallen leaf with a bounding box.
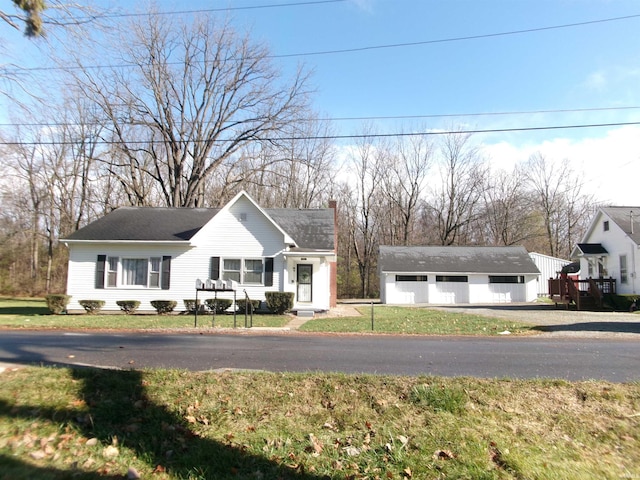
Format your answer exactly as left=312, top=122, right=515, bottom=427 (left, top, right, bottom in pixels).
left=403, top=467, right=413, bottom=478
left=343, top=446, right=360, bottom=456
left=433, top=449, right=455, bottom=460
left=153, top=464, right=166, bottom=473
left=30, top=449, right=47, bottom=460
left=307, top=433, right=323, bottom=455
left=102, top=445, right=119, bottom=459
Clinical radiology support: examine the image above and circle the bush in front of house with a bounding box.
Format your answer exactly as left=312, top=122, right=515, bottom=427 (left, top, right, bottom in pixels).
left=604, top=294, right=639, bottom=312
left=265, top=291, right=294, bottom=314
left=204, top=298, right=233, bottom=314
left=45, top=294, right=70, bottom=314
left=78, top=300, right=105, bottom=314
left=150, top=300, right=177, bottom=314
left=183, top=299, right=202, bottom=313
left=116, top=300, right=140, bottom=314
left=237, top=298, right=261, bottom=313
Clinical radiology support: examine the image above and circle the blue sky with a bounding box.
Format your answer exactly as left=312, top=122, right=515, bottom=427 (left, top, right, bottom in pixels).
left=3, top=0, right=640, bottom=205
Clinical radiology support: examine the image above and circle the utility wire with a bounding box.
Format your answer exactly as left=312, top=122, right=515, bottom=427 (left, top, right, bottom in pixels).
left=9, top=13, right=640, bottom=72
left=1, top=105, right=639, bottom=128
left=90, top=0, right=347, bottom=19
left=3, top=121, right=640, bottom=146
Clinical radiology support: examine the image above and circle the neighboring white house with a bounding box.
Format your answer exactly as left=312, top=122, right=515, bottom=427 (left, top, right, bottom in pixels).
left=64, top=191, right=337, bottom=313
left=570, top=206, right=640, bottom=295
left=528, top=252, right=572, bottom=296
left=379, top=245, right=540, bottom=305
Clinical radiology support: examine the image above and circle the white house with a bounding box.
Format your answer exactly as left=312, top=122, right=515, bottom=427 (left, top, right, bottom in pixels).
left=64, top=191, right=337, bottom=313
left=379, top=245, right=540, bottom=305
left=571, top=206, right=640, bottom=295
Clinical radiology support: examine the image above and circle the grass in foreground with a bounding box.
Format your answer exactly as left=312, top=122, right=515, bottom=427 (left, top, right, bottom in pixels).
left=301, top=305, right=534, bottom=335
left=0, top=367, right=638, bottom=480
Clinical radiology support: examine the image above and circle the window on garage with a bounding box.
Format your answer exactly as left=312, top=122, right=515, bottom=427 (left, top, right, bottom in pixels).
left=436, top=275, right=468, bottom=282
left=489, top=275, right=524, bottom=284
left=396, top=275, right=428, bottom=282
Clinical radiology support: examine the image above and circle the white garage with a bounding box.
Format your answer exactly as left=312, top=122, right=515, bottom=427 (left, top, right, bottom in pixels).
left=379, top=246, right=540, bottom=305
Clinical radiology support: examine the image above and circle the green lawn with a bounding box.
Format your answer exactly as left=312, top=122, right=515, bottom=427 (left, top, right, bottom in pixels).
left=0, top=367, right=638, bottom=479
left=0, top=298, right=535, bottom=335
left=0, top=298, right=289, bottom=330
left=0, top=298, right=532, bottom=335
left=301, top=305, right=534, bottom=335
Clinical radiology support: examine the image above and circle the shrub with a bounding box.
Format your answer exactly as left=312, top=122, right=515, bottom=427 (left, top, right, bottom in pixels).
left=183, top=299, right=202, bottom=313
left=204, top=298, right=233, bottom=314
left=265, top=291, right=294, bottom=314
left=116, top=300, right=140, bottom=314
left=237, top=298, right=261, bottom=313
left=78, top=300, right=105, bottom=314
left=604, top=294, right=638, bottom=312
left=45, top=294, right=70, bottom=314
left=150, top=300, right=177, bottom=314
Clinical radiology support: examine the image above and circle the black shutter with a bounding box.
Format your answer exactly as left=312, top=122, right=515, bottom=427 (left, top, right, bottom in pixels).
left=264, top=257, right=274, bottom=287
left=96, top=255, right=106, bottom=289
left=210, top=256, right=220, bottom=280
left=161, top=256, right=171, bottom=290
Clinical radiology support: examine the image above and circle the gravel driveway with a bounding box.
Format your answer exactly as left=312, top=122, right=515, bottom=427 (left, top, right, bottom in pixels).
left=424, top=303, right=640, bottom=338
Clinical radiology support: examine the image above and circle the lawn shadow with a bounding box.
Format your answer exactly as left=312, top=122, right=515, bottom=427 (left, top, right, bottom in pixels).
left=532, top=321, right=640, bottom=335
left=0, top=299, right=50, bottom=316
left=0, top=362, right=327, bottom=479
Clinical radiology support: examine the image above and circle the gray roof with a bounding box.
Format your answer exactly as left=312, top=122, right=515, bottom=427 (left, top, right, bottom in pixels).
left=64, top=207, right=219, bottom=242
left=379, top=245, right=540, bottom=275
left=601, top=206, right=640, bottom=245
left=267, top=209, right=335, bottom=250
left=64, top=206, right=336, bottom=250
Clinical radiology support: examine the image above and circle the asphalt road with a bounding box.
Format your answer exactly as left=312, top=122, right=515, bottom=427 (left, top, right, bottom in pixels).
left=1, top=331, right=638, bottom=382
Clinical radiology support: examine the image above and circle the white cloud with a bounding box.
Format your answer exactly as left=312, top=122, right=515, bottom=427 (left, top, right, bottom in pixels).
left=584, top=71, right=607, bottom=91
left=483, top=126, right=640, bottom=206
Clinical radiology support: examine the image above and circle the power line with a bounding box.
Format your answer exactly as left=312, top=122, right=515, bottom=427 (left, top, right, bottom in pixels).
left=9, top=13, right=640, bottom=72
left=1, top=105, right=638, bottom=128
left=82, top=0, right=347, bottom=20
left=273, top=13, right=640, bottom=58
left=3, top=121, right=640, bottom=146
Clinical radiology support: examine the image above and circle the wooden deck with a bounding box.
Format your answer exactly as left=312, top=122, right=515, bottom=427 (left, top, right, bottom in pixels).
left=548, top=277, right=616, bottom=311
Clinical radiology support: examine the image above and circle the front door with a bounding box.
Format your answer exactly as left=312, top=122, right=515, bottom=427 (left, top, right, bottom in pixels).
left=297, top=264, right=313, bottom=302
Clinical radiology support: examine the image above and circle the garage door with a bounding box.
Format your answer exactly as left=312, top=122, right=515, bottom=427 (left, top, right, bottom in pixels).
left=488, top=276, right=525, bottom=303
left=392, top=275, right=428, bottom=304
left=433, top=275, right=469, bottom=304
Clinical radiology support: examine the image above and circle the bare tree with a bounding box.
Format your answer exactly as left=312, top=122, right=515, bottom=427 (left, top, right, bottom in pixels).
left=427, top=131, right=488, bottom=245
left=71, top=12, right=310, bottom=207
left=378, top=134, right=433, bottom=245
left=481, top=165, right=541, bottom=246
left=524, top=152, right=593, bottom=258
left=342, top=133, right=387, bottom=297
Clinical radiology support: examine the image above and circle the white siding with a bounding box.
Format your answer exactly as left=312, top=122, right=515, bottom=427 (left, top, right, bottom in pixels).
left=529, top=252, right=568, bottom=295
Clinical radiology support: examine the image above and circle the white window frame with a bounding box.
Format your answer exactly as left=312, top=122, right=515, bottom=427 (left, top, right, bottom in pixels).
left=222, top=258, right=264, bottom=285
left=106, top=256, right=162, bottom=289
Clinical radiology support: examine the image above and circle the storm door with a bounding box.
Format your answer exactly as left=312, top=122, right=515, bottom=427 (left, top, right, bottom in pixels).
left=297, top=264, right=313, bottom=302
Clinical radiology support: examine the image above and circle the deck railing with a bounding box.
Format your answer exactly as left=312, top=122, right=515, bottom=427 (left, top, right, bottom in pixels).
left=548, top=277, right=616, bottom=309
